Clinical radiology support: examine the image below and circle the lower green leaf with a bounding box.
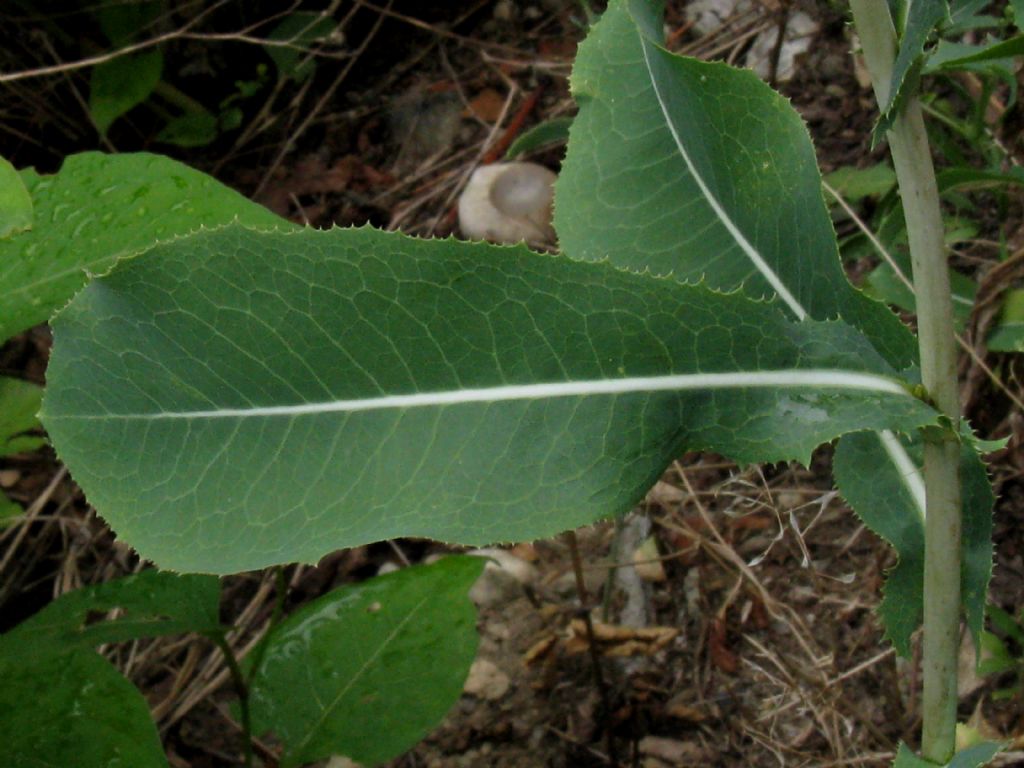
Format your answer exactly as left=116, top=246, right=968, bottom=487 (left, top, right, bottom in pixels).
left=893, top=740, right=1003, bottom=767
left=962, top=445, right=996, bottom=657
left=248, top=556, right=484, bottom=768
left=834, top=433, right=994, bottom=657
left=0, top=651, right=167, bottom=768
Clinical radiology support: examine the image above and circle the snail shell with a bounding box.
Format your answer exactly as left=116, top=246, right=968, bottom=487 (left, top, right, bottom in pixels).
left=458, top=162, right=557, bottom=247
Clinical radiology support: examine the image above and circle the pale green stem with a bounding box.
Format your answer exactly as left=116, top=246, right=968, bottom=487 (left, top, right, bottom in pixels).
left=849, top=1, right=964, bottom=762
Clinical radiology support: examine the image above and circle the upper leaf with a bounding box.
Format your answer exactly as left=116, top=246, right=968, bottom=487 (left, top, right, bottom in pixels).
left=0, top=152, right=287, bottom=342
left=555, top=0, right=917, bottom=370
left=42, top=225, right=937, bottom=573
left=877, top=0, right=951, bottom=137
left=249, top=557, right=484, bottom=767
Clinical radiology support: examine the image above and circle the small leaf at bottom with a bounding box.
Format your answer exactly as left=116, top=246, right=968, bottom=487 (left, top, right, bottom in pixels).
left=0, top=651, right=167, bottom=768
left=248, top=556, right=484, bottom=768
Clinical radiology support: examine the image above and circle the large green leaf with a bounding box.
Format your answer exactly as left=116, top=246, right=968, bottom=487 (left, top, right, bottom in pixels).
left=0, top=156, right=32, bottom=239
left=834, top=434, right=993, bottom=656
left=0, top=651, right=167, bottom=768
left=42, top=225, right=937, bottom=573
left=0, top=569, right=221, bottom=658
left=0, top=152, right=287, bottom=342
left=0, top=377, right=44, bottom=456
left=249, top=556, right=483, bottom=768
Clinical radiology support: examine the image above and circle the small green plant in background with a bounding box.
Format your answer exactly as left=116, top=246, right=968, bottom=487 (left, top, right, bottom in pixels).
left=1, top=0, right=1021, bottom=765
left=978, top=606, right=1024, bottom=700
left=11, top=0, right=340, bottom=148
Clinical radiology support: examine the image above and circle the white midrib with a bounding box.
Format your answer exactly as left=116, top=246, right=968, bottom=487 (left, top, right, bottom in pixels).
left=61, top=369, right=910, bottom=420
left=639, top=41, right=807, bottom=321
left=639, top=36, right=928, bottom=521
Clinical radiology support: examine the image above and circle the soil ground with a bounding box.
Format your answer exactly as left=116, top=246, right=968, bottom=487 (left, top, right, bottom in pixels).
left=1, top=2, right=1023, bottom=766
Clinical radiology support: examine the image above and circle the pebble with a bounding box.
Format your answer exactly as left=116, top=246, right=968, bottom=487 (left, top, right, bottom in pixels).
left=639, top=736, right=706, bottom=763
left=467, top=548, right=537, bottom=608
left=463, top=659, right=510, bottom=700
left=745, top=12, right=819, bottom=83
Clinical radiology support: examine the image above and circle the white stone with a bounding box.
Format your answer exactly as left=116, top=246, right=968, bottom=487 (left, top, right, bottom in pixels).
left=463, top=658, right=511, bottom=700
left=683, top=0, right=753, bottom=36
left=745, top=12, right=819, bottom=83
left=467, top=547, right=538, bottom=608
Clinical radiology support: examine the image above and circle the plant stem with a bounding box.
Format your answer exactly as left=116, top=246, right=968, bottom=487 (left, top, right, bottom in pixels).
left=564, top=531, right=619, bottom=766
left=212, top=633, right=256, bottom=768
left=849, top=2, right=964, bottom=762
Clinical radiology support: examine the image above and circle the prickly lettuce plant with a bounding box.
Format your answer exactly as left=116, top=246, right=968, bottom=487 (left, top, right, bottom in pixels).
left=0, top=0, right=1005, bottom=765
